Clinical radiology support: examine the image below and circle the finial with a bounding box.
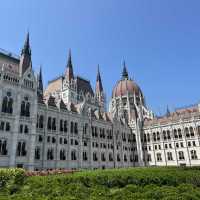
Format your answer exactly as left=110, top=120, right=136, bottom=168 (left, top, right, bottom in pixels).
left=122, top=60, right=128, bottom=80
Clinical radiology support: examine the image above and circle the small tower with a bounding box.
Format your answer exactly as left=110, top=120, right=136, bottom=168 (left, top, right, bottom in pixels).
left=166, top=106, right=170, bottom=117
left=65, top=49, right=74, bottom=82
left=19, top=32, right=32, bottom=76
left=37, top=66, right=43, bottom=96
left=95, top=65, right=106, bottom=112
left=122, top=60, right=129, bottom=80
left=62, top=49, right=76, bottom=105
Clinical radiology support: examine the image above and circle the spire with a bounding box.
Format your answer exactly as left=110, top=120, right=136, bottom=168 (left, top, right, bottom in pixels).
left=19, top=32, right=32, bottom=75
left=38, top=66, right=43, bottom=92
left=65, top=49, right=74, bottom=82
left=21, top=32, right=31, bottom=56
left=122, top=60, right=128, bottom=80
left=166, top=106, right=170, bottom=117
left=96, top=65, right=103, bottom=93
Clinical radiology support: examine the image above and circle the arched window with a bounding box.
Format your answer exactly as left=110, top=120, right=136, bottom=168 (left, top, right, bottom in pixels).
left=47, top=117, right=52, bottom=130
left=147, top=133, right=150, bottom=142
left=7, top=98, right=13, bottom=114
left=35, top=147, right=40, bottom=160
left=71, top=150, right=77, bottom=160
left=178, top=151, right=185, bottom=160
left=52, top=118, right=56, bottom=131
left=197, top=126, right=200, bottom=137
left=101, top=153, right=106, bottom=162
left=64, top=121, right=68, bottom=133
left=20, top=101, right=26, bottom=116
left=16, top=142, right=21, bottom=156
left=124, top=154, right=127, bottom=162
left=163, top=131, right=167, bottom=140
left=190, top=127, right=194, bottom=137
left=70, top=122, right=74, bottom=133
left=1, top=96, right=8, bottom=113
left=60, top=149, right=66, bottom=160
left=93, top=152, right=98, bottom=161
left=39, top=115, right=44, bottom=129
left=185, top=127, right=190, bottom=138
left=0, top=140, right=7, bottom=155
left=25, top=102, right=30, bottom=117
left=117, top=154, right=120, bottom=162
left=60, top=120, right=63, bottom=132
left=178, top=129, right=182, bottom=138
left=167, top=130, right=171, bottom=140
left=21, top=142, right=26, bottom=156
left=191, top=150, right=198, bottom=160
left=173, top=129, right=178, bottom=139
left=153, top=132, right=156, bottom=141
left=109, top=153, right=113, bottom=161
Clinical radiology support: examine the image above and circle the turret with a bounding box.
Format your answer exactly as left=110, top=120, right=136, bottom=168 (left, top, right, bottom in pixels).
left=65, top=49, right=74, bottom=82
left=19, top=32, right=32, bottom=76
left=95, top=65, right=105, bottom=111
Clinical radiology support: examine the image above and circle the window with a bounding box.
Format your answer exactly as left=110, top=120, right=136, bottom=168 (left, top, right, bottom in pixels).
left=167, top=152, right=173, bottom=161
left=83, top=151, right=87, bottom=161
left=35, top=147, right=40, bottom=160
left=167, top=130, right=171, bottom=140
left=24, top=125, right=29, bottom=134
left=70, top=122, right=74, bottom=133
left=124, top=154, right=127, bottom=162
left=60, top=120, right=63, bottom=132
left=20, top=97, right=30, bottom=117
left=163, top=131, right=167, bottom=140
left=101, top=153, right=106, bottom=162
left=178, top=129, right=182, bottom=139
left=39, top=115, right=44, bottom=129
left=117, top=154, right=120, bottom=162
left=156, top=153, right=162, bottom=161
left=2, top=92, right=13, bottom=114
left=174, top=129, right=178, bottom=139
left=74, top=122, right=78, bottom=134
left=71, top=150, right=77, bottom=160
left=60, top=149, right=66, bottom=160
left=47, top=149, right=54, bottom=160
left=93, top=152, right=98, bottom=161
left=193, top=141, right=196, bottom=146
left=0, top=122, right=4, bottom=131
left=52, top=118, right=56, bottom=131
left=190, top=127, right=194, bottom=137
left=20, top=124, right=23, bottom=133
left=147, top=154, right=151, bottom=162
left=16, top=141, right=26, bottom=156
left=47, top=117, right=52, bottom=130
left=191, top=150, right=198, bottom=160
left=64, top=138, right=67, bottom=144
left=109, top=153, right=113, bottom=161
left=5, top=122, right=10, bottom=132
left=0, top=140, right=7, bottom=155
left=64, top=121, right=68, bottom=132
left=178, top=151, right=185, bottom=160
left=185, top=127, right=190, bottom=138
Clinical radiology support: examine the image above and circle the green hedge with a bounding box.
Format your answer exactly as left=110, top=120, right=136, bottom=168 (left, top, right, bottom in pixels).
left=1, top=167, right=200, bottom=199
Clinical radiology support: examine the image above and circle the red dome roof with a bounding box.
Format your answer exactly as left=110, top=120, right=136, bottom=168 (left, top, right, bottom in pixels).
left=112, top=79, right=141, bottom=98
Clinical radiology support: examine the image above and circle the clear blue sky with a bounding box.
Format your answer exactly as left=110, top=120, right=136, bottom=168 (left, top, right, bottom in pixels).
left=0, top=0, right=200, bottom=115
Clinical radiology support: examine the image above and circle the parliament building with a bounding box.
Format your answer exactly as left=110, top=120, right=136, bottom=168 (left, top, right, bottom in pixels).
left=0, top=33, right=200, bottom=170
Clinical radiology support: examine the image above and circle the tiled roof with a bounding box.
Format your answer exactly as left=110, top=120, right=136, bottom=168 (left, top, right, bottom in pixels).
left=44, top=76, right=63, bottom=97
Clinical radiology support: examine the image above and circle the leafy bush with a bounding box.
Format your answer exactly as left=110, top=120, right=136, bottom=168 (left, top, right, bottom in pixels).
left=1, top=167, right=200, bottom=199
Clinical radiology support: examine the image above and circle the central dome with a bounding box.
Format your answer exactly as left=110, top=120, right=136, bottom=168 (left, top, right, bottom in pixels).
left=112, top=62, right=141, bottom=98
left=112, top=79, right=140, bottom=98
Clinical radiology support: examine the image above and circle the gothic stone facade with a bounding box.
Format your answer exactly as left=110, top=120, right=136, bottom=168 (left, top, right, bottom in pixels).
left=0, top=34, right=200, bottom=170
